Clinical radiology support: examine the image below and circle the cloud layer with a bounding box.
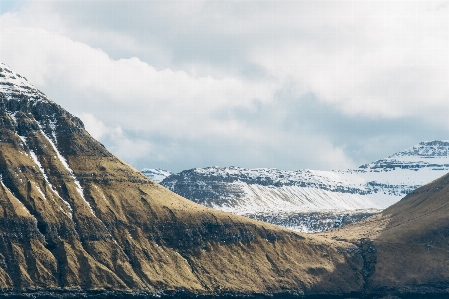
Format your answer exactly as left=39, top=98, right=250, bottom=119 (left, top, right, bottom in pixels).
left=1, top=1, right=449, bottom=172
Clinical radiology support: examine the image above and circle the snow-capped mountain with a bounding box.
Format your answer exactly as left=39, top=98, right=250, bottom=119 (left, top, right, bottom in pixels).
left=151, top=141, right=449, bottom=232
left=0, top=63, right=39, bottom=96
left=141, top=168, right=173, bottom=183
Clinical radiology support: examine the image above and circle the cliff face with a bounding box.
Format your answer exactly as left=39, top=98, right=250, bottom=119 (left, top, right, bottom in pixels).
left=0, top=63, right=365, bottom=295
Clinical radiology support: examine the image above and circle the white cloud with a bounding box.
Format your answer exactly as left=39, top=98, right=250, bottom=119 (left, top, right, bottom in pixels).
left=0, top=15, right=274, bottom=128
left=250, top=1, right=449, bottom=122
left=3, top=1, right=449, bottom=172
left=0, top=9, right=305, bottom=170
left=27, top=1, right=449, bottom=125
left=77, top=112, right=161, bottom=166
left=76, top=112, right=122, bottom=141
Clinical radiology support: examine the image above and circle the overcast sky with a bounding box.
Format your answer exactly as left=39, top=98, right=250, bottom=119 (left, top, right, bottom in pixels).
left=1, top=1, right=449, bottom=172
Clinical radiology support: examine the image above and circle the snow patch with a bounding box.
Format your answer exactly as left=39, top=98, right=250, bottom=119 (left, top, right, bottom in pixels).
left=35, top=184, right=46, bottom=200
left=0, top=180, right=34, bottom=218
left=141, top=168, right=173, bottom=183
left=0, top=63, right=46, bottom=100
left=19, top=134, right=73, bottom=217
left=39, top=129, right=95, bottom=215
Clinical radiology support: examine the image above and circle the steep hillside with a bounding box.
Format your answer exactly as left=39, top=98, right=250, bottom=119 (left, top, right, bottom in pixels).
left=0, top=63, right=368, bottom=296
left=155, top=143, right=449, bottom=232
left=323, top=171, right=449, bottom=294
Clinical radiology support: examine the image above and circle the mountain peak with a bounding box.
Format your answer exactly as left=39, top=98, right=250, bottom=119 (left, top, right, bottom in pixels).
left=388, top=140, right=449, bottom=159
left=0, top=63, right=44, bottom=99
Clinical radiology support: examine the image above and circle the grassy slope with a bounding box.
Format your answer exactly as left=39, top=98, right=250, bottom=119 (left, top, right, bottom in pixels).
left=324, top=172, right=449, bottom=293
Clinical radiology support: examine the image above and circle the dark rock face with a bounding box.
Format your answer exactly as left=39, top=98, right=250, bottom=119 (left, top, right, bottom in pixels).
left=2, top=290, right=449, bottom=299
left=358, top=238, right=377, bottom=290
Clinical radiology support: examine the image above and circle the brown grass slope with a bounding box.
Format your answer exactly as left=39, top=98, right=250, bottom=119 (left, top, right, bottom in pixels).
left=0, top=93, right=365, bottom=295
left=325, top=172, right=449, bottom=294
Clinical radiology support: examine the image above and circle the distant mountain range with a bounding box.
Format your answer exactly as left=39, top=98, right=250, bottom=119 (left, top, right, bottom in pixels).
left=143, top=140, right=449, bottom=232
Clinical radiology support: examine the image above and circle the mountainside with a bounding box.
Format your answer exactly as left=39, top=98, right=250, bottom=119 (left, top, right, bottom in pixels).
left=0, top=63, right=371, bottom=296
left=156, top=143, right=449, bottom=232
left=322, top=171, right=449, bottom=294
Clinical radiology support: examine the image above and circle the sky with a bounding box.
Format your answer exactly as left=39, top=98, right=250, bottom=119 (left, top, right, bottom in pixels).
left=1, top=1, right=449, bottom=172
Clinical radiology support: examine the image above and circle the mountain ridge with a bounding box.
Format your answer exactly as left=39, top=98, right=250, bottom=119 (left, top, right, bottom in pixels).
left=319, top=171, right=449, bottom=293
left=146, top=140, right=449, bottom=232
